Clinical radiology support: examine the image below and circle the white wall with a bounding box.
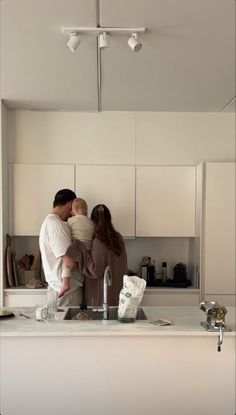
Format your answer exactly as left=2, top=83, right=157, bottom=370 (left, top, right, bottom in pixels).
left=0, top=103, right=9, bottom=304
left=135, top=112, right=235, bottom=164
left=0, top=105, right=2, bottom=306
left=7, top=111, right=235, bottom=164
left=8, top=111, right=136, bottom=164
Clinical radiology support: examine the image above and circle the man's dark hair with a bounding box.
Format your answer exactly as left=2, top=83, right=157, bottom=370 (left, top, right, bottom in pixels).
left=53, top=189, right=76, bottom=208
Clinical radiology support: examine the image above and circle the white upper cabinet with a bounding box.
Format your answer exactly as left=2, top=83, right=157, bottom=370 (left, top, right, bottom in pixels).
left=136, top=166, right=196, bottom=236
left=75, top=165, right=135, bottom=237
left=204, top=162, right=235, bottom=295
left=8, top=111, right=135, bottom=165
left=10, top=164, right=74, bottom=235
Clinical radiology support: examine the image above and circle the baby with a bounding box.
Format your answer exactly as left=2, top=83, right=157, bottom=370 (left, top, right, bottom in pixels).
left=68, top=198, right=95, bottom=250
left=60, top=198, right=95, bottom=296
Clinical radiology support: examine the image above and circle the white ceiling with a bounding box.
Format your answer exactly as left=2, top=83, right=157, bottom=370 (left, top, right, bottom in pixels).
left=0, top=0, right=235, bottom=112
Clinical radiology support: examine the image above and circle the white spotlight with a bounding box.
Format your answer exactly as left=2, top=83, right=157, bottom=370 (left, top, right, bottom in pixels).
left=66, top=32, right=80, bottom=52
left=128, top=33, right=142, bottom=52
left=99, top=32, right=109, bottom=49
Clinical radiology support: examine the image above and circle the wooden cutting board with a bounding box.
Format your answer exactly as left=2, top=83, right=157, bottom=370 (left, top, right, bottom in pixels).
left=5, top=234, right=21, bottom=287
left=6, top=235, right=14, bottom=287
left=13, top=254, right=20, bottom=286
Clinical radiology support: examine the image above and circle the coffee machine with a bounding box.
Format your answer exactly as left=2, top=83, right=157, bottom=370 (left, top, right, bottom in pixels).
left=200, top=301, right=231, bottom=352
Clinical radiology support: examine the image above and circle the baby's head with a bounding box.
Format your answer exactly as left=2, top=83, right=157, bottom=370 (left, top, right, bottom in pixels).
left=71, top=198, right=88, bottom=216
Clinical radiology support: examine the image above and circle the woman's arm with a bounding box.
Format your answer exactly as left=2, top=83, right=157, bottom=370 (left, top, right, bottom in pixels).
left=66, top=239, right=107, bottom=280
left=62, top=255, right=77, bottom=269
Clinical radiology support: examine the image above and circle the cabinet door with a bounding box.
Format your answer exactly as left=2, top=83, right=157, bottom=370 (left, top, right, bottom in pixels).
left=75, top=166, right=135, bottom=237
left=204, top=162, right=235, bottom=295
left=142, top=291, right=200, bottom=306
left=10, top=164, right=74, bottom=235
left=136, top=166, right=196, bottom=236
left=4, top=292, right=47, bottom=307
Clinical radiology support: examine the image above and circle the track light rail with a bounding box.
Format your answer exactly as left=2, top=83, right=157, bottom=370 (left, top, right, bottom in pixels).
left=62, top=26, right=146, bottom=35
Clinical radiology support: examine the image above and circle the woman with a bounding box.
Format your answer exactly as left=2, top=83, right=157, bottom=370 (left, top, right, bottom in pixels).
left=65, top=204, right=127, bottom=306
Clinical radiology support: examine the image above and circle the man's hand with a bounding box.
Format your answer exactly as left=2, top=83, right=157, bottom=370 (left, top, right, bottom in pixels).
left=58, top=278, right=70, bottom=298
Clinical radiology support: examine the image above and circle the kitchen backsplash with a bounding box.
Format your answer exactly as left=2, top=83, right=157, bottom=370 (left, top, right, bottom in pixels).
left=125, top=237, right=195, bottom=277
left=12, top=235, right=198, bottom=283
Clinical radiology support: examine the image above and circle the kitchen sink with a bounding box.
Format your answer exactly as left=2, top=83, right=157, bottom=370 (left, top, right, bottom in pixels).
left=64, top=306, right=147, bottom=321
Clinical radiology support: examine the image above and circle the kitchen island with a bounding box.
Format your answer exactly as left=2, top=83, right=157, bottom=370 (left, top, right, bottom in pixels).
left=0, top=306, right=235, bottom=415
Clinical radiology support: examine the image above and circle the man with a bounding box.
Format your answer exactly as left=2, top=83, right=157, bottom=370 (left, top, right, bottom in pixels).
left=39, top=188, right=81, bottom=306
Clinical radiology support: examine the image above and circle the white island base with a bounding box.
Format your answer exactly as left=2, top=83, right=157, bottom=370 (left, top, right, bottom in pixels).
left=0, top=306, right=235, bottom=415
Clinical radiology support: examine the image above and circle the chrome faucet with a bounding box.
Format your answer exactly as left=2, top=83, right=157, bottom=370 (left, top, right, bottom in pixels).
left=103, top=266, right=112, bottom=320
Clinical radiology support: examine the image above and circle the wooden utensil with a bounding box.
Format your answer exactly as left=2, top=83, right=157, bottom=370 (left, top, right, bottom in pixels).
left=30, top=251, right=40, bottom=271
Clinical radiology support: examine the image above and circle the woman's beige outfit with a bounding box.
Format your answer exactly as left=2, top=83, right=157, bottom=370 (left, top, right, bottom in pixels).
left=66, top=237, right=127, bottom=306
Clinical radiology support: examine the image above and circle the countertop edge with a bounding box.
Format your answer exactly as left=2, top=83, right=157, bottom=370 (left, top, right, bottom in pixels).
left=1, top=329, right=235, bottom=338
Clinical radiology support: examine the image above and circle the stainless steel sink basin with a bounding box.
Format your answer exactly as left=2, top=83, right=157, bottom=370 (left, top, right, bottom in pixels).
left=64, top=307, right=147, bottom=321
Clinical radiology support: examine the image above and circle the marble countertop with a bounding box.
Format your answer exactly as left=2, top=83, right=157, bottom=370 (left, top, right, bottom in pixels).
left=0, top=306, right=235, bottom=337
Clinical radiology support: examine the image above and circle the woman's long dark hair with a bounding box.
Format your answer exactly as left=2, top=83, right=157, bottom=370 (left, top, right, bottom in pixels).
left=91, top=204, right=124, bottom=256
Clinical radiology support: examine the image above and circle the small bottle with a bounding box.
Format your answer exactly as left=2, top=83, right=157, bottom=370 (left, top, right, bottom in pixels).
left=141, top=264, right=148, bottom=281
left=153, top=260, right=156, bottom=280
left=147, top=259, right=156, bottom=285
left=140, top=256, right=149, bottom=281
left=162, top=262, right=167, bottom=282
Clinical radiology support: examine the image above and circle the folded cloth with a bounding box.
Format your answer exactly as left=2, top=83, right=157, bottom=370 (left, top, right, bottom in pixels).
left=72, top=311, right=92, bottom=320
left=25, top=278, right=47, bottom=289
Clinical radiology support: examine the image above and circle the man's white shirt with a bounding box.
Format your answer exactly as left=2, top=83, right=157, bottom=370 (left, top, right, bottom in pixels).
left=39, top=213, right=79, bottom=291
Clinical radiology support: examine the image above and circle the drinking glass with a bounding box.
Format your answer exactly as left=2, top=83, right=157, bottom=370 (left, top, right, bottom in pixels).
left=47, top=290, right=58, bottom=320
left=35, top=304, right=48, bottom=322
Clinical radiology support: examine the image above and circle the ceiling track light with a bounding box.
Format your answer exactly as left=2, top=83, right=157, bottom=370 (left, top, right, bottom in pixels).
left=128, top=33, right=142, bottom=52
left=99, top=32, right=109, bottom=49
left=62, top=26, right=146, bottom=52
left=66, top=32, right=80, bottom=52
